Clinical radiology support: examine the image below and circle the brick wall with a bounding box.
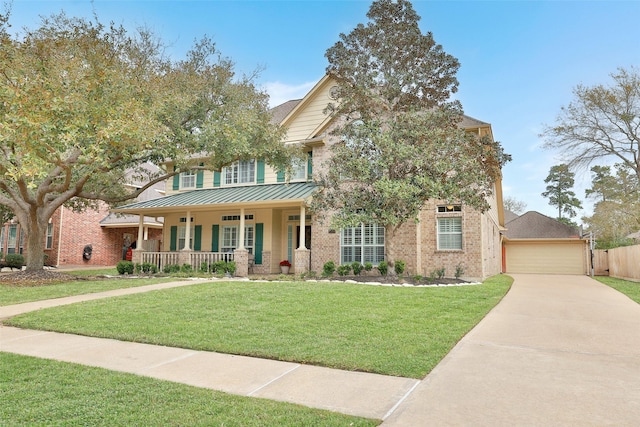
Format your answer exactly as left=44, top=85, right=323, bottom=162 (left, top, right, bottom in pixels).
left=39, top=205, right=162, bottom=267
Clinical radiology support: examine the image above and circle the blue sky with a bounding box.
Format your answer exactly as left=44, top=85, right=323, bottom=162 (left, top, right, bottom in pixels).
left=6, top=0, right=640, bottom=221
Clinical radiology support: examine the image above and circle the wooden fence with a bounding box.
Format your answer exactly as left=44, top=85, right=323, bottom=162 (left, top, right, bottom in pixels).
left=593, top=245, right=640, bottom=282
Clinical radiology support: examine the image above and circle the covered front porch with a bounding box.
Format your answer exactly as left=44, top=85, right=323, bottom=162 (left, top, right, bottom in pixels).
left=111, top=182, right=316, bottom=277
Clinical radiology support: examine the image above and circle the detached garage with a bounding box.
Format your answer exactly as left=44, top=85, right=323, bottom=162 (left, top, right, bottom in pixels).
left=503, top=211, right=588, bottom=275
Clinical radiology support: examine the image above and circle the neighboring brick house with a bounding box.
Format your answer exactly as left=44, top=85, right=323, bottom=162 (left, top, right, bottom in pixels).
left=0, top=167, right=164, bottom=268
left=113, top=75, right=506, bottom=280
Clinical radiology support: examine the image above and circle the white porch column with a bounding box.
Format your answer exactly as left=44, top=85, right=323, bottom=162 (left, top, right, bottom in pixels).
left=238, top=207, right=245, bottom=249
left=294, top=204, right=310, bottom=275
left=136, top=214, right=144, bottom=246
left=183, top=211, right=191, bottom=250
left=299, top=204, right=306, bottom=249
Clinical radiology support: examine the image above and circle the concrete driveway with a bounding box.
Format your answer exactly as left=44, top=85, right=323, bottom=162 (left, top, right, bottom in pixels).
left=383, top=274, right=640, bottom=426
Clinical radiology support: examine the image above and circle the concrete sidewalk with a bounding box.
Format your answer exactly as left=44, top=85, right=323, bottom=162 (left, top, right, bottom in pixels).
left=2, top=275, right=640, bottom=424
left=383, top=274, right=640, bottom=426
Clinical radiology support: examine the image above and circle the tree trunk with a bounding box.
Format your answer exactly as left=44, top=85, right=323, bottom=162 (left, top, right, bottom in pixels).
left=384, top=224, right=397, bottom=276
left=24, top=211, right=47, bottom=272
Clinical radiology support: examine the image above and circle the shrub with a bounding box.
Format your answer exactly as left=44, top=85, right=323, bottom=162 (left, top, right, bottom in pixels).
left=116, top=261, right=134, bottom=275
left=455, top=264, right=465, bottom=279
left=364, top=262, right=373, bottom=272
left=225, top=261, right=236, bottom=275
left=180, top=264, right=192, bottom=273
left=211, top=261, right=226, bottom=274
left=436, top=267, right=445, bottom=279
left=141, top=262, right=156, bottom=274
left=163, top=264, right=181, bottom=274
left=377, top=261, right=388, bottom=276
left=351, top=262, right=363, bottom=276
left=394, top=260, right=406, bottom=276
left=322, top=261, right=336, bottom=277
left=337, top=264, right=351, bottom=276
left=4, top=253, right=24, bottom=268
left=413, top=274, right=423, bottom=282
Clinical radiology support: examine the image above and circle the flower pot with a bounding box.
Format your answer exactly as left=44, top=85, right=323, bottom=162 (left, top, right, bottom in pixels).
left=280, top=266, right=290, bottom=274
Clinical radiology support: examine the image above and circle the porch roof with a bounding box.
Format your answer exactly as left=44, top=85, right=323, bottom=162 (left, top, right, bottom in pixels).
left=111, top=182, right=317, bottom=215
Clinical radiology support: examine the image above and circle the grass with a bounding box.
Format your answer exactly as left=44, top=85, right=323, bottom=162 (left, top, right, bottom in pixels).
left=595, top=276, right=640, bottom=304
left=0, top=352, right=376, bottom=426
left=0, top=277, right=176, bottom=306
left=6, top=274, right=513, bottom=378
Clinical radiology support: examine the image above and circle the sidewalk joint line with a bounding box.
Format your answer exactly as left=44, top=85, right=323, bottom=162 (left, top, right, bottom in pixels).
left=247, top=364, right=301, bottom=396
left=382, top=379, right=421, bottom=420
left=140, top=350, right=200, bottom=372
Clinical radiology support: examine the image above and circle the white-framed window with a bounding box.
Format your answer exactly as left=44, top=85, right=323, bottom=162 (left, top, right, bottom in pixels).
left=7, top=224, right=17, bottom=254
left=291, top=157, right=307, bottom=181
left=223, top=160, right=255, bottom=185
left=221, top=225, right=254, bottom=254
left=46, top=223, right=54, bottom=249
left=178, top=225, right=194, bottom=250
left=341, top=224, right=385, bottom=265
left=437, top=217, right=462, bottom=250
left=180, top=171, right=196, bottom=189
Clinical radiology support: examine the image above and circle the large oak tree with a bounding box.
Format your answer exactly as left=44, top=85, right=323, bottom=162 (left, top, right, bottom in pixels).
left=543, top=67, right=640, bottom=182
left=312, top=0, right=509, bottom=269
left=0, top=12, right=290, bottom=271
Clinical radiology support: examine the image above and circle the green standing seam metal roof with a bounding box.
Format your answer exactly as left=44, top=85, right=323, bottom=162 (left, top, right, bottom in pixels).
left=113, top=182, right=317, bottom=213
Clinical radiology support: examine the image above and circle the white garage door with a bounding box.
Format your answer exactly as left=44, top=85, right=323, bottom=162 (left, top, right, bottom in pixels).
left=505, top=241, right=586, bottom=274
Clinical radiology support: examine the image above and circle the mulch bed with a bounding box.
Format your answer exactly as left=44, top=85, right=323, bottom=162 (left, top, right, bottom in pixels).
left=0, top=270, right=79, bottom=287
left=318, top=275, right=468, bottom=286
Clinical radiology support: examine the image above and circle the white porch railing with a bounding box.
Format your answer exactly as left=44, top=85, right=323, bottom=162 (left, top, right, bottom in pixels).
left=141, top=252, right=180, bottom=272
left=140, top=252, right=234, bottom=272
left=190, top=252, right=234, bottom=272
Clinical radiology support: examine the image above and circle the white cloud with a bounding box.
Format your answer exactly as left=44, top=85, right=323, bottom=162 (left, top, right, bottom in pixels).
left=263, top=81, right=316, bottom=108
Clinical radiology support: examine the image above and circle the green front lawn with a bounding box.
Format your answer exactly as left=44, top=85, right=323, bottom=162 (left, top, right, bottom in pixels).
left=0, top=352, right=376, bottom=426
left=0, top=277, right=177, bottom=306
left=596, top=276, right=640, bottom=304
left=6, top=275, right=513, bottom=378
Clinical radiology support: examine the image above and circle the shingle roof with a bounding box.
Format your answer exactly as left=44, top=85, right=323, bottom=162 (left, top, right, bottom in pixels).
left=504, top=211, right=581, bottom=239
left=112, top=182, right=317, bottom=213
left=270, top=100, right=301, bottom=124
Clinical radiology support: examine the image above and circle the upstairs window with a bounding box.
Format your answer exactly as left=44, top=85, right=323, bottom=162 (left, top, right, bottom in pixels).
left=291, top=158, right=307, bottom=181
left=224, top=160, right=255, bottom=185
left=180, top=171, right=196, bottom=189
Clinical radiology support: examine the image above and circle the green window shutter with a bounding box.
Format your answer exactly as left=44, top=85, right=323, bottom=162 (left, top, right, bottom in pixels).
left=257, top=160, right=265, bottom=184
left=255, top=223, right=264, bottom=264
left=277, top=170, right=285, bottom=183
left=211, top=225, right=219, bottom=252
left=213, top=171, right=221, bottom=187
left=172, top=166, right=180, bottom=190
left=170, top=226, right=178, bottom=251
left=194, top=225, right=202, bottom=251
left=307, top=151, right=313, bottom=179
left=196, top=163, right=204, bottom=188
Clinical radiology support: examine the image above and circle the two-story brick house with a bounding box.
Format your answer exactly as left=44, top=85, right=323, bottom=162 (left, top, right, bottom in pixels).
left=113, top=75, right=506, bottom=280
